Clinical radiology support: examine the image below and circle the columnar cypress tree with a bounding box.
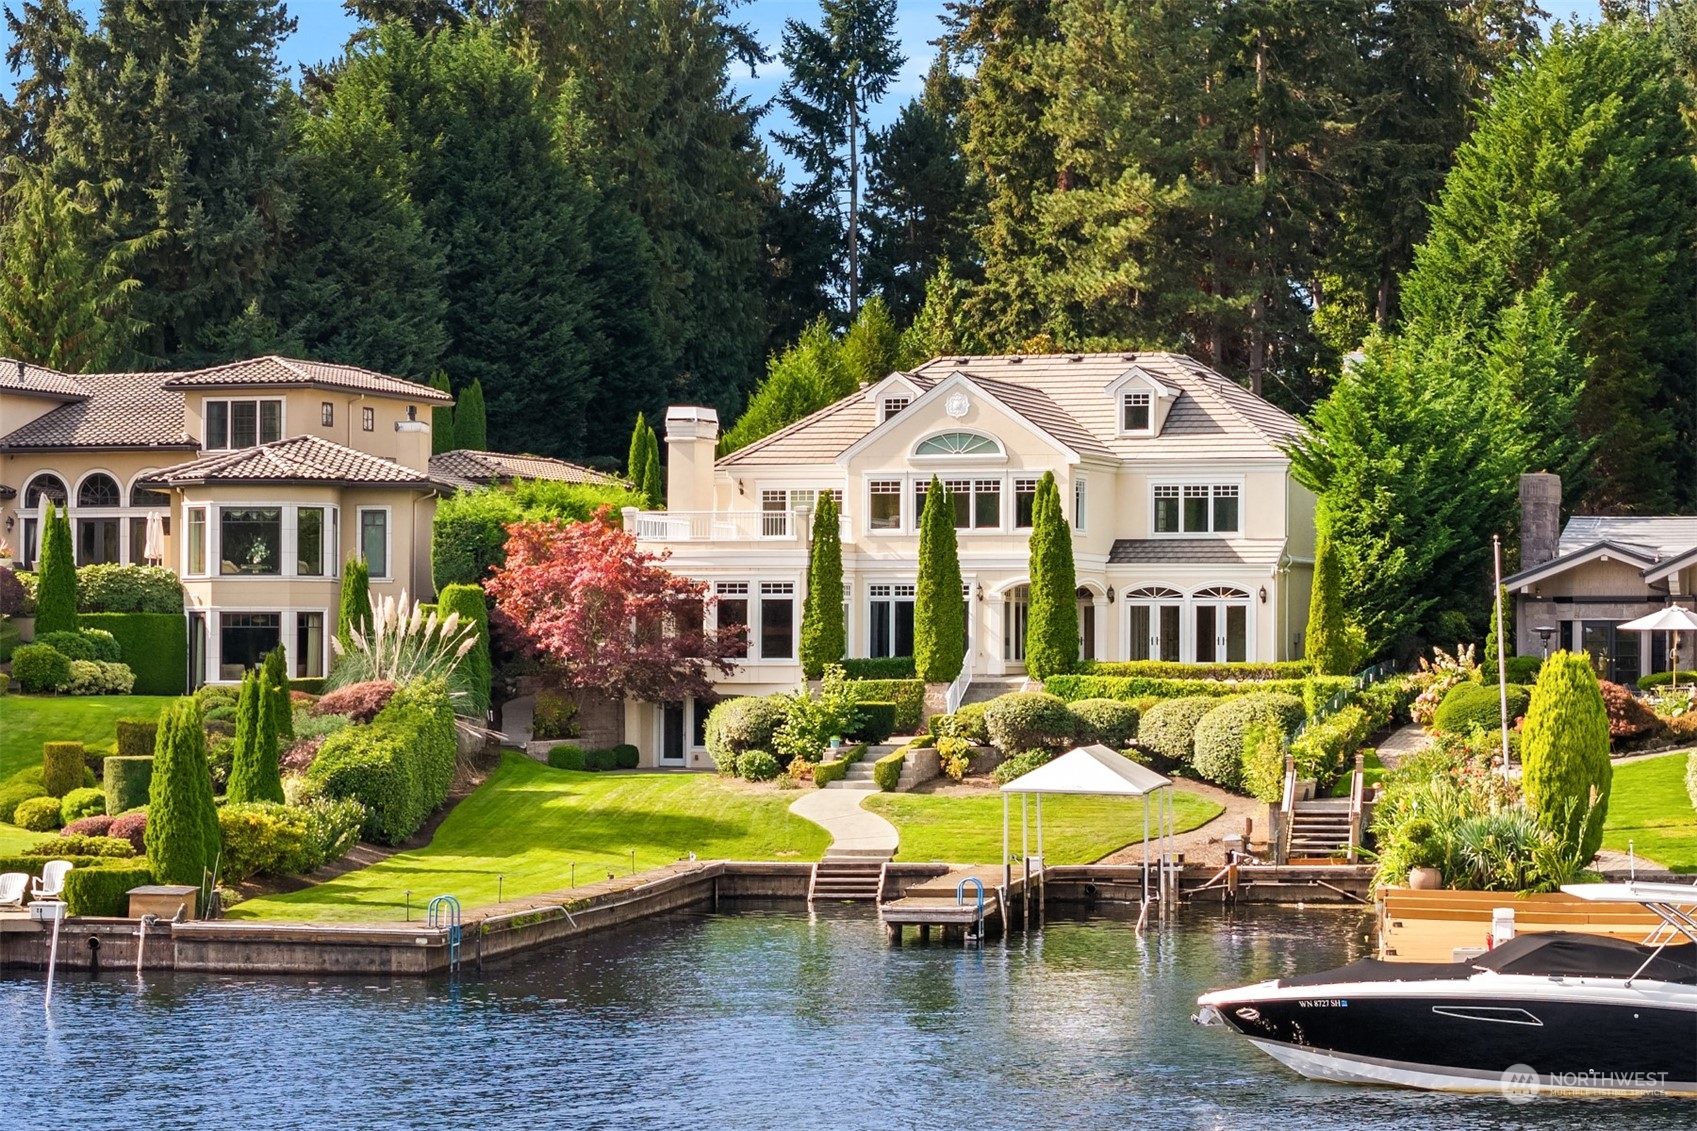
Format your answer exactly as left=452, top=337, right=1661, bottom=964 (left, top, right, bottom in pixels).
left=627, top=413, right=653, bottom=485
left=227, top=670, right=275, bottom=804
left=430, top=371, right=455, bottom=453
left=1521, top=650, right=1613, bottom=862
left=799, top=491, right=846, bottom=679
left=453, top=378, right=487, bottom=451
left=436, top=582, right=491, bottom=716
left=337, top=557, right=372, bottom=651
left=640, top=431, right=663, bottom=509
left=34, top=501, right=77, bottom=634
left=1023, top=471, right=1078, bottom=680
left=144, top=697, right=220, bottom=887
left=1306, top=518, right=1350, bottom=675
left=914, top=476, right=965, bottom=683
left=261, top=645, right=292, bottom=741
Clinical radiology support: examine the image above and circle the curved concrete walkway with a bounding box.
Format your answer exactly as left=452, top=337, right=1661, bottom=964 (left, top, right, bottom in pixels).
left=789, top=789, right=899, bottom=856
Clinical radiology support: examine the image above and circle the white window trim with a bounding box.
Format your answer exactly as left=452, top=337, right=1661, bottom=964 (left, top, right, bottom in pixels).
left=356, top=505, right=393, bottom=581
left=184, top=506, right=210, bottom=577
left=1074, top=474, right=1087, bottom=532
left=207, top=605, right=332, bottom=684
left=1119, top=390, right=1154, bottom=436
left=913, top=474, right=1010, bottom=535
left=1119, top=584, right=1256, bottom=663
left=1149, top=478, right=1246, bottom=537
left=203, top=396, right=285, bottom=450
left=196, top=502, right=342, bottom=580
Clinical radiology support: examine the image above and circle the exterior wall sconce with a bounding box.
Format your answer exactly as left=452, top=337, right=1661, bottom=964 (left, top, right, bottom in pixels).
left=3, top=514, right=11, bottom=531
left=1105, top=586, right=1115, bottom=603
left=1258, top=586, right=1267, bottom=603
left=974, top=582, right=984, bottom=602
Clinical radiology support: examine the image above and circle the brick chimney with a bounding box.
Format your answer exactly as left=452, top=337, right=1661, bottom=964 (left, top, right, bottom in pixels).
left=1519, top=473, right=1561, bottom=570
left=664, top=406, right=719, bottom=512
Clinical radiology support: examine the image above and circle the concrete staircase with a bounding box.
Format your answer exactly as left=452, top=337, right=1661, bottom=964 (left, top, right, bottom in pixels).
left=957, top=675, right=1032, bottom=706
left=828, top=760, right=881, bottom=791
left=1285, top=797, right=1355, bottom=859
left=808, top=850, right=890, bottom=901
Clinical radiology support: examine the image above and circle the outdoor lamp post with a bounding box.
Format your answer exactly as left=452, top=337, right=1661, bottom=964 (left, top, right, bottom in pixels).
left=1535, top=626, right=1556, bottom=659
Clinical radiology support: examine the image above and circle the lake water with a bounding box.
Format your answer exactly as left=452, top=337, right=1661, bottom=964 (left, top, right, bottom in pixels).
left=1, top=902, right=1691, bottom=1130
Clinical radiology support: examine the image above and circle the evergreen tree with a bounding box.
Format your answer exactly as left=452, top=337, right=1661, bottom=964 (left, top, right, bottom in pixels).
left=839, top=294, right=901, bottom=385
left=1023, top=472, right=1078, bottom=680
left=914, top=476, right=965, bottom=683
left=1305, top=516, right=1351, bottom=675
left=33, top=501, right=76, bottom=634
left=429, top=371, right=455, bottom=453
left=144, top=696, right=220, bottom=887
left=640, top=433, right=662, bottom=509
left=897, top=258, right=984, bottom=366
left=0, top=164, right=138, bottom=372
left=436, top=582, right=491, bottom=716
left=226, top=669, right=283, bottom=805
left=0, top=0, right=86, bottom=163
left=799, top=491, right=845, bottom=679
left=1521, top=649, right=1613, bottom=862
left=52, top=0, right=298, bottom=360
left=627, top=413, right=654, bottom=487
left=337, top=557, right=372, bottom=651
left=775, top=0, right=904, bottom=312
left=454, top=378, right=487, bottom=451
left=719, top=318, right=854, bottom=454
left=262, top=644, right=292, bottom=742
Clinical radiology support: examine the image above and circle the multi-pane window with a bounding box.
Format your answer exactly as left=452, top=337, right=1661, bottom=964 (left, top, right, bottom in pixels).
left=760, top=490, right=790, bottom=537
left=868, top=480, right=902, bottom=530
left=296, top=612, right=326, bottom=678
left=882, top=397, right=909, bottom=421
left=1014, top=478, right=1038, bottom=528
left=914, top=478, right=1003, bottom=530
left=759, top=581, right=795, bottom=660
left=869, top=583, right=916, bottom=658
left=186, top=508, right=207, bottom=575
left=716, top=582, right=749, bottom=658
left=1122, top=391, right=1152, bottom=432
left=206, top=399, right=282, bottom=449
left=359, top=508, right=388, bottom=577
left=221, top=613, right=281, bottom=673
left=1154, top=484, right=1240, bottom=534
left=322, top=402, right=335, bottom=427
left=77, top=474, right=121, bottom=507
left=221, top=508, right=283, bottom=575
left=362, top=407, right=375, bottom=432
left=1074, top=476, right=1087, bottom=530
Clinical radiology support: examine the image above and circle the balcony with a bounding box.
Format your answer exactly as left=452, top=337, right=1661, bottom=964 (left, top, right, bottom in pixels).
left=622, top=507, right=848, bottom=544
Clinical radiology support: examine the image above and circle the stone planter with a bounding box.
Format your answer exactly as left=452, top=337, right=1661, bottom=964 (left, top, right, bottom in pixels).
left=1409, top=866, right=1444, bottom=891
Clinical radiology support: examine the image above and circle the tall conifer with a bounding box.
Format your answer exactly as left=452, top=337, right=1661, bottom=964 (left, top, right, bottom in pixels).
left=1024, top=472, right=1077, bottom=680
left=429, top=371, right=455, bottom=453
left=914, top=476, right=964, bottom=683
left=144, top=697, right=220, bottom=888
left=453, top=378, right=487, bottom=451
left=800, top=492, right=845, bottom=678
left=33, top=501, right=77, bottom=634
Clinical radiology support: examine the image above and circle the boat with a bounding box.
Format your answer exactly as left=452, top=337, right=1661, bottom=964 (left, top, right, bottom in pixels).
left=1195, top=882, right=1697, bottom=1096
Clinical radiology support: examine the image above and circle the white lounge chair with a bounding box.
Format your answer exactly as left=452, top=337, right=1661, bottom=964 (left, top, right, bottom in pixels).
left=31, top=860, right=72, bottom=902
left=0, top=872, right=27, bottom=909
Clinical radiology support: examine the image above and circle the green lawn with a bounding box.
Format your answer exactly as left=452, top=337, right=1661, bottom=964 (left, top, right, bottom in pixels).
left=1603, top=751, right=1697, bottom=873
left=864, top=787, right=1224, bottom=865
left=229, top=754, right=832, bottom=922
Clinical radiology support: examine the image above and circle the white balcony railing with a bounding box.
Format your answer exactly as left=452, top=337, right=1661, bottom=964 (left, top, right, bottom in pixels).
left=623, top=507, right=848, bottom=544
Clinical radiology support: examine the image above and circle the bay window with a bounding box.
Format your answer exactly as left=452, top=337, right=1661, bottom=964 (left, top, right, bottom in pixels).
left=221, top=508, right=282, bottom=575
left=297, top=507, right=326, bottom=576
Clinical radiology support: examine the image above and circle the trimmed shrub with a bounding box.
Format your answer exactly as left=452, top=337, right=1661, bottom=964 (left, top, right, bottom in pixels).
left=145, top=697, right=221, bottom=886
left=930, top=701, right=990, bottom=746
left=43, top=741, right=86, bottom=797
left=75, top=564, right=184, bottom=613
left=1079, top=659, right=1313, bottom=681
left=983, top=692, right=1076, bottom=753
left=32, top=834, right=133, bottom=858
left=849, top=701, right=897, bottom=744
left=436, top=583, right=492, bottom=716
left=704, top=696, right=790, bottom=773
left=115, top=717, right=158, bottom=758
left=842, top=679, right=925, bottom=733
left=799, top=492, right=845, bottom=679
left=311, top=679, right=397, bottom=724
left=262, top=646, right=293, bottom=742
left=103, top=755, right=153, bottom=816
left=1240, top=723, right=1289, bottom=803
left=737, top=750, right=780, bottom=782
left=1505, top=656, right=1543, bottom=685
left=1521, top=651, right=1613, bottom=862
left=12, top=642, right=70, bottom=692
left=1433, top=681, right=1531, bottom=735
left=108, top=811, right=147, bottom=854
left=60, top=786, right=107, bottom=824
left=65, top=659, right=135, bottom=695
left=1044, top=673, right=1313, bottom=703
left=1598, top=680, right=1658, bottom=740
left=195, top=684, right=241, bottom=711
left=218, top=802, right=310, bottom=882
left=585, top=747, right=618, bottom=771
left=1289, top=704, right=1373, bottom=790
left=1024, top=472, right=1078, bottom=680
left=1134, top=696, right=1219, bottom=771
left=34, top=503, right=76, bottom=634
left=991, top=748, right=1054, bottom=785
left=63, top=814, right=115, bottom=837
left=0, top=770, right=48, bottom=823
left=612, top=743, right=640, bottom=770
left=228, top=669, right=285, bottom=805
left=813, top=758, right=848, bottom=787
left=337, top=556, right=372, bottom=649
left=308, top=681, right=456, bottom=845
left=64, top=863, right=156, bottom=917
left=37, top=629, right=97, bottom=660
left=872, top=749, right=905, bottom=791
left=1640, top=669, right=1697, bottom=692
left=840, top=657, right=915, bottom=680
left=548, top=744, right=586, bottom=770
left=1306, top=521, right=1353, bottom=675
left=1067, top=699, right=1140, bottom=749
left=1192, top=694, right=1306, bottom=792
left=914, top=476, right=965, bottom=682
left=14, top=795, right=64, bottom=831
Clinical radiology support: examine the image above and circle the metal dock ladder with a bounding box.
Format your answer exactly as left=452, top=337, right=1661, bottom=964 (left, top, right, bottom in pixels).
left=428, top=895, right=462, bottom=973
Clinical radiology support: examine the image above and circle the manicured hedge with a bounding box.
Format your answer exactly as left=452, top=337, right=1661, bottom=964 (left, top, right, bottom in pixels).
left=843, top=679, right=925, bottom=732
left=872, top=749, right=905, bottom=791
left=814, top=758, right=849, bottom=787
left=849, top=701, right=897, bottom=744
left=104, top=756, right=154, bottom=816
left=1045, top=674, right=1307, bottom=703
left=1192, top=693, right=1306, bottom=792
left=12, top=643, right=70, bottom=692
left=840, top=657, right=916, bottom=680
left=64, top=864, right=156, bottom=917
left=74, top=564, right=184, bottom=614
left=547, top=744, right=586, bottom=770
left=1068, top=699, right=1140, bottom=748
left=1638, top=670, right=1697, bottom=692
left=115, top=718, right=158, bottom=757
left=81, top=613, right=187, bottom=695
left=43, top=742, right=86, bottom=797
left=1078, top=660, right=1313, bottom=681
left=307, top=682, right=456, bottom=845
left=1289, top=704, right=1373, bottom=791
left=1432, top=681, right=1530, bottom=735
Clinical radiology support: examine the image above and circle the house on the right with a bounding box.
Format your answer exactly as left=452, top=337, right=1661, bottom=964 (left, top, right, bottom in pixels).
left=1505, top=471, right=1697, bottom=683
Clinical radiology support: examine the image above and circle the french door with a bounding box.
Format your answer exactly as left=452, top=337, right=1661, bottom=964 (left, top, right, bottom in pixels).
left=1126, top=587, right=1183, bottom=662
left=1193, top=587, right=1250, bottom=663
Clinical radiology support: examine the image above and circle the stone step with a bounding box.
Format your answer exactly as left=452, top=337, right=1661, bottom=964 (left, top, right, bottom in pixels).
left=824, top=780, right=879, bottom=791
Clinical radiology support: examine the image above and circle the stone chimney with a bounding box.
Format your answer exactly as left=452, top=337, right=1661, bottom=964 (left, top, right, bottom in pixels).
left=664, top=406, right=719, bottom=512
left=1519, top=472, right=1562, bottom=570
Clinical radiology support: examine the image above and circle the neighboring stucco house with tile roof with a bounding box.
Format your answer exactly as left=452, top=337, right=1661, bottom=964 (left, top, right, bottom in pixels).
left=623, top=351, right=1317, bottom=768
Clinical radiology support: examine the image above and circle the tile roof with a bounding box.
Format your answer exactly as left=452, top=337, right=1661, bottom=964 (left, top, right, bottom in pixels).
left=0, top=370, right=194, bottom=451
left=159, top=356, right=453, bottom=403
left=429, top=449, right=627, bottom=491
left=1558, top=516, right=1697, bottom=562
left=141, top=434, right=434, bottom=487
left=1108, top=538, right=1287, bottom=566
left=0, top=358, right=89, bottom=399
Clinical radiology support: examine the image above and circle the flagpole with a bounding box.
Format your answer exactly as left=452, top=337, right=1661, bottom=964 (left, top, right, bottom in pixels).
left=1494, top=534, right=1510, bottom=781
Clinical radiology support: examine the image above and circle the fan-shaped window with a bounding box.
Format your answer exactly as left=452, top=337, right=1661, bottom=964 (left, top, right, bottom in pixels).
left=914, top=431, right=1000, bottom=457
left=1126, top=586, right=1183, bottom=600
left=78, top=473, right=121, bottom=508
left=131, top=481, right=171, bottom=507
left=1195, top=586, right=1249, bottom=600
left=23, top=474, right=67, bottom=508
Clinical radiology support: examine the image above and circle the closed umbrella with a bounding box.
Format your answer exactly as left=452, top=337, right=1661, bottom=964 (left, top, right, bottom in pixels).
left=143, top=510, right=165, bottom=564
left=1616, top=606, right=1697, bottom=689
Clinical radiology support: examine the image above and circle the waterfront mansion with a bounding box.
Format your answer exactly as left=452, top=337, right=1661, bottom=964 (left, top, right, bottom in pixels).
left=622, top=352, right=1317, bottom=767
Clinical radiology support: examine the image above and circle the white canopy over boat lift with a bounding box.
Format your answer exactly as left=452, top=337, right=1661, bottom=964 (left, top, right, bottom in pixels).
left=1000, top=745, right=1178, bottom=927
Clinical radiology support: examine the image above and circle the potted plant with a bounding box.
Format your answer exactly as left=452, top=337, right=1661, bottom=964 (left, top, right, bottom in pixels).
left=1405, top=818, right=1446, bottom=890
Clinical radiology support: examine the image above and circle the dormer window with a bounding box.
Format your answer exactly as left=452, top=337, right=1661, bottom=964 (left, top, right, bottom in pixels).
left=1121, top=391, right=1152, bottom=433
left=206, top=398, right=282, bottom=450
left=882, top=396, right=909, bottom=421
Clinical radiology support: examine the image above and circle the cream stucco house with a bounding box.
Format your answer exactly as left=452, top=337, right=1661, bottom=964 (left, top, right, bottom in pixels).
left=621, top=352, right=1318, bottom=768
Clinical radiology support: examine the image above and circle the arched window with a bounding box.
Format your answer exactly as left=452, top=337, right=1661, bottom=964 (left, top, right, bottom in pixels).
left=914, top=431, right=1000, bottom=457
left=1194, top=586, right=1249, bottom=600
left=131, top=480, right=171, bottom=507
left=78, top=473, right=121, bottom=508
left=23, top=473, right=67, bottom=508
left=1126, top=586, right=1183, bottom=600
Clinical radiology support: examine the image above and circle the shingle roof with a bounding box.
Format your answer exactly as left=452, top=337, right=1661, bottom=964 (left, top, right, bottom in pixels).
left=0, top=358, right=89, bottom=399
left=0, top=371, right=194, bottom=451
left=429, top=449, right=626, bottom=491
left=1558, top=516, right=1697, bottom=561
left=1109, top=538, right=1286, bottom=566
left=159, top=356, right=452, bottom=403
left=141, top=434, right=433, bottom=487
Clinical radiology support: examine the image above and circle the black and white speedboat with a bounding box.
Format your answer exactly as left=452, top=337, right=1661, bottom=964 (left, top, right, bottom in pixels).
left=1196, top=883, right=1697, bottom=1096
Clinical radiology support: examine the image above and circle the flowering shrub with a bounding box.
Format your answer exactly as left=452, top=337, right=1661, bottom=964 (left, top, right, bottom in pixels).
left=772, top=666, right=863, bottom=765
left=1410, top=644, right=1479, bottom=727
left=311, top=679, right=397, bottom=724
left=65, top=659, right=135, bottom=695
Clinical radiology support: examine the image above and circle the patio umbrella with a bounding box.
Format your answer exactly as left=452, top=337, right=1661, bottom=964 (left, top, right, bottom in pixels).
left=1616, top=605, right=1697, bottom=689
left=143, top=510, right=166, bottom=564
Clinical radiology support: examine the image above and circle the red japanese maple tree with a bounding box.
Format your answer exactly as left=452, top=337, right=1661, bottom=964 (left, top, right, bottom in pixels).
left=485, top=509, right=742, bottom=702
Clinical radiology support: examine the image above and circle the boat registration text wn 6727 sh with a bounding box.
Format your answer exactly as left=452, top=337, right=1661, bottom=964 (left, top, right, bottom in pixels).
left=1196, top=883, right=1697, bottom=1097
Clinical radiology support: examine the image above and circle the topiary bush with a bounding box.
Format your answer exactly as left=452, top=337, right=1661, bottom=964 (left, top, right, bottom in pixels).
left=1191, top=693, right=1306, bottom=792
left=435, top=583, right=492, bottom=716
left=585, top=748, right=618, bottom=771
left=872, top=749, right=905, bottom=791
left=736, top=750, right=780, bottom=782
left=704, top=696, right=790, bottom=774
left=612, top=743, right=640, bottom=770
left=146, top=698, right=221, bottom=886
left=60, top=786, right=107, bottom=825
left=984, top=692, right=1076, bottom=754
left=1521, top=650, right=1612, bottom=863
left=32, top=834, right=134, bottom=858
left=1067, top=699, right=1140, bottom=749
left=548, top=744, right=586, bottom=771
left=63, top=814, right=115, bottom=837
left=37, top=629, right=97, bottom=661
left=115, top=717, right=159, bottom=758
left=1432, top=681, right=1531, bottom=735
left=43, top=741, right=86, bottom=797
left=12, top=642, right=70, bottom=692
left=14, top=794, right=64, bottom=831
left=80, top=613, right=188, bottom=694
left=1133, top=696, right=1221, bottom=772
left=103, top=755, right=153, bottom=816
left=848, top=701, right=897, bottom=744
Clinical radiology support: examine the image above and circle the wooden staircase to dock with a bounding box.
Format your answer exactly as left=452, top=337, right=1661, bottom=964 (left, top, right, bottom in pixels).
left=808, top=852, right=890, bottom=902
left=1285, top=798, right=1354, bottom=859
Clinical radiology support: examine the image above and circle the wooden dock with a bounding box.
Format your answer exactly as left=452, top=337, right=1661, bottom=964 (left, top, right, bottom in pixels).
left=1379, top=887, right=1673, bottom=962
left=878, top=865, right=1027, bottom=947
